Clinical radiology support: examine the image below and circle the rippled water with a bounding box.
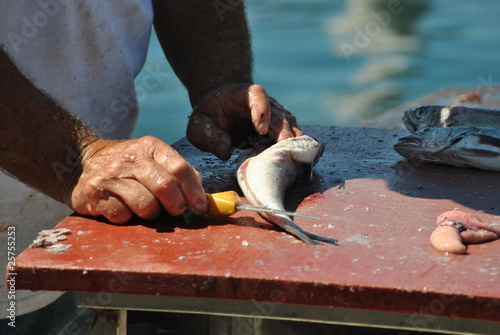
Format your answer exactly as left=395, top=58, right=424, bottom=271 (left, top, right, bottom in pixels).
left=133, top=0, right=500, bottom=144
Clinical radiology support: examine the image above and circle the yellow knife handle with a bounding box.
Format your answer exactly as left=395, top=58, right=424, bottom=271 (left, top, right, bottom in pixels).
left=205, top=191, right=242, bottom=216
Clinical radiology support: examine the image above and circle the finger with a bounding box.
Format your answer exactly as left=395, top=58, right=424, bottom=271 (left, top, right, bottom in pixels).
left=150, top=147, right=208, bottom=215
left=247, top=84, right=271, bottom=135
left=85, top=188, right=134, bottom=224
left=100, top=179, right=162, bottom=221
left=135, top=165, right=188, bottom=216
left=291, top=125, right=304, bottom=137
left=166, top=159, right=208, bottom=215
left=268, top=97, right=303, bottom=142
left=98, top=195, right=134, bottom=224
left=201, top=84, right=271, bottom=133
left=187, top=111, right=234, bottom=160
left=285, top=110, right=303, bottom=137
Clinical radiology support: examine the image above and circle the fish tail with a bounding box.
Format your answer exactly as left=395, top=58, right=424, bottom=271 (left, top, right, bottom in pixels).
left=278, top=216, right=338, bottom=246
left=303, top=231, right=339, bottom=245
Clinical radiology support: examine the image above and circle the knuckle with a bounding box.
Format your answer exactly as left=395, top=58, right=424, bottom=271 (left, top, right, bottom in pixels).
left=251, top=84, right=266, bottom=95
left=96, top=198, right=132, bottom=224
left=105, top=209, right=131, bottom=224
left=194, top=169, right=202, bottom=183
left=149, top=182, right=187, bottom=216
left=139, top=135, right=158, bottom=144
left=136, top=135, right=163, bottom=150
left=135, top=198, right=161, bottom=220
left=169, top=159, right=193, bottom=179
left=152, top=174, right=172, bottom=194
left=148, top=178, right=186, bottom=216
left=85, top=180, right=108, bottom=201
left=163, top=199, right=187, bottom=217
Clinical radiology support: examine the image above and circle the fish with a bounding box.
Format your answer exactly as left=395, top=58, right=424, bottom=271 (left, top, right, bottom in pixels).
left=236, top=135, right=337, bottom=246
left=394, top=126, right=500, bottom=172
left=403, top=105, right=500, bottom=132
left=430, top=210, right=500, bottom=254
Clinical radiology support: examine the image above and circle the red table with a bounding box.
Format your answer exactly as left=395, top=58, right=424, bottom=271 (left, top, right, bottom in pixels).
left=9, top=126, right=500, bottom=334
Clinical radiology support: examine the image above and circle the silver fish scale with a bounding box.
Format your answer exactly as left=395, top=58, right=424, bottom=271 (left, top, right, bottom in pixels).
left=394, top=126, right=500, bottom=172
left=404, top=105, right=500, bottom=132
left=236, top=135, right=337, bottom=245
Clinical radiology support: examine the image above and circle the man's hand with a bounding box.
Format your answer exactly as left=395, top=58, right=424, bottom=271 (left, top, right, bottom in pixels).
left=68, top=136, right=208, bottom=224
left=187, top=84, right=303, bottom=160
left=153, top=2, right=303, bottom=159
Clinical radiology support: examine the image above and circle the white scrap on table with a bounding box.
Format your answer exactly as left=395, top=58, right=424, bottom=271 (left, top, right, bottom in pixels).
left=30, top=228, right=72, bottom=248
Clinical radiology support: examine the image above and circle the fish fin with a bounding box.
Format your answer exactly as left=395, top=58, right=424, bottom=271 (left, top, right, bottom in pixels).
left=477, top=135, right=500, bottom=148
left=283, top=223, right=322, bottom=245
left=303, top=231, right=339, bottom=245
left=272, top=215, right=320, bottom=245
left=275, top=215, right=337, bottom=246
left=460, top=148, right=500, bottom=157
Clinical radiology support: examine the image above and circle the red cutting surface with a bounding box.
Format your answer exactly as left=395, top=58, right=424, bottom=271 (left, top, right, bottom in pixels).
left=9, top=126, right=500, bottom=323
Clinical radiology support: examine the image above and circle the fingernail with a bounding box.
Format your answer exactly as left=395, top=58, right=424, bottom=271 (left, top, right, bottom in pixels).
left=193, top=201, right=208, bottom=215
left=257, top=121, right=268, bottom=135
left=179, top=203, right=187, bottom=213
left=216, top=141, right=230, bottom=158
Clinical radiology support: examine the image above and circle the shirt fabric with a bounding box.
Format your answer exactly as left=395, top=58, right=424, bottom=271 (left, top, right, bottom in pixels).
left=0, top=0, right=154, bottom=317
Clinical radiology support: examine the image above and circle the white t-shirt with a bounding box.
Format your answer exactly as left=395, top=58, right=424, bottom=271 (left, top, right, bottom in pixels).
left=0, top=0, right=154, bottom=317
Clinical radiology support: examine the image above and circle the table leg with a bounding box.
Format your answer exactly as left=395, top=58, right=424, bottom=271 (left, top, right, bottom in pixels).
left=90, top=309, right=127, bottom=335
left=208, top=315, right=263, bottom=335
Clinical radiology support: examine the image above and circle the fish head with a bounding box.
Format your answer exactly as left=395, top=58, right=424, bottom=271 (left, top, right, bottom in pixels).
left=403, top=105, right=462, bottom=132
left=403, top=105, right=443, bottom=132
left=394, top=127, right=475, bottom=162
left=283, top=135, right=325, bottom=167
left=302, top=136, right=325, bottom=168
left=310, top=137, right=326, bottom=167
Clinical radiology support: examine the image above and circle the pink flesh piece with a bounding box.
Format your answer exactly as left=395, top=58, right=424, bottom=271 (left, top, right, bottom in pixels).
left=461, top=229, right=499, bottom=244
left=436, top=210, right=500, bottom=244
left=430, top=226, right=467, bottom=254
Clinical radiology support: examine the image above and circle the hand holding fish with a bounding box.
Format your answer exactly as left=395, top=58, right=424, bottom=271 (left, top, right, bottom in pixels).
left=187, top=83, right=303, bottom=161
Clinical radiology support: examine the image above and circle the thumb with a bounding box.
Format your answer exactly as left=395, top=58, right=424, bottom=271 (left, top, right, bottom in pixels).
left=187, top=112, right=233, bottom=161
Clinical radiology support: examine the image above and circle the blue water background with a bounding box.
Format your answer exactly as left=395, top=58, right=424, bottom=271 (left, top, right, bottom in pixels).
left=133, top=0, right=500, bottom=144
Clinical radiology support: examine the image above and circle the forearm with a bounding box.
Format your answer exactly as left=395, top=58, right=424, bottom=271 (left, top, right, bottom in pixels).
left=152, top=0, right=253, bottom=106
left=0, top=48, right=100, bottom=203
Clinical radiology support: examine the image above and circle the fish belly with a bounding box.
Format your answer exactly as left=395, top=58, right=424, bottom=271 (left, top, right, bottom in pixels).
left=236, top=136, right=337, bottom=245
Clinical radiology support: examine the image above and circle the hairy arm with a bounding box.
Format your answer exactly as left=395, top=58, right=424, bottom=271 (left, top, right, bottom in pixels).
left=153, top=0, right=302, bottom=160
left=0, top=48, right=207, bottom=223
left=0, top=47, right=98, bottom=203
left=152, top=0, right=253, bottom=106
